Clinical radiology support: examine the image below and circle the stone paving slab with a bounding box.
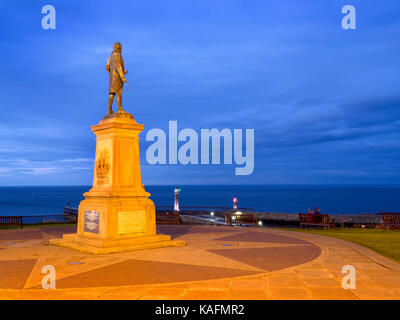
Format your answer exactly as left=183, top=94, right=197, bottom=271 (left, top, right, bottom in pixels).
left=30, top=259, right=260, bottom=289
left=214, top=231, right=311, bottom=244
left=0, top=225, right=399, bottom=300
left=0, top=259, right=37, bottom=289
left=209, top=245, right=321, bottom=272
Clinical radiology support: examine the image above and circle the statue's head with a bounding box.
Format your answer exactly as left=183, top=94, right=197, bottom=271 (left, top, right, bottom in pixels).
left=113, top=42, right=122, bottom=53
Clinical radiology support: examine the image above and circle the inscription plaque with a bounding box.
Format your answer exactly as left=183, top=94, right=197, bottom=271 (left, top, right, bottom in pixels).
left=84, top=210, right=100, bottom=234
left=118, top=210, right=146, bottom=234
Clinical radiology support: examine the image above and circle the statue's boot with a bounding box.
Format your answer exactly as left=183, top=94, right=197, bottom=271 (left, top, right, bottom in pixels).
left=117, top=94, right=125, bottom=113
left=108, top=94, right=115, bottom=115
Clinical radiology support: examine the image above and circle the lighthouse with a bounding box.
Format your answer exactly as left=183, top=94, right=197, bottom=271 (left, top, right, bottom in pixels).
left=174, top=188, right=181, bottom=212
left=233, top=197, right=238, bottom=210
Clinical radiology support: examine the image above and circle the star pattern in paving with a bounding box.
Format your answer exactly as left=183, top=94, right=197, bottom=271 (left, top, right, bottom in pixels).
left=0, top=225, right=322, bottom=290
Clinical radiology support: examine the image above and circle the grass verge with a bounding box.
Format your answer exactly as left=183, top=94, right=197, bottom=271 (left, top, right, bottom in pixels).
left=287, top=228, right=400, bottom=263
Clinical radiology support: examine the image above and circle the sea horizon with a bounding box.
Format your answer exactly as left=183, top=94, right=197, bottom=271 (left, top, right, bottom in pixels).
left=0, top=185, right=399, bottom=217
left=1, top=184, right=400, bottom=187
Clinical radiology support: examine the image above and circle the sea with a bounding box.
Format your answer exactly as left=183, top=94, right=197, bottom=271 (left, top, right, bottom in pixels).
left=0, top=185, right=399, bottom=217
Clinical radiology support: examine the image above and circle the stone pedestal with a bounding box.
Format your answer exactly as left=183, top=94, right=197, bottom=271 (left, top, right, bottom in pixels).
left=50, top=113, right=185, bottom=254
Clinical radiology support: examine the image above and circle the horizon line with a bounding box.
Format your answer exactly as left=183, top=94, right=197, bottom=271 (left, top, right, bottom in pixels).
left=1, top=184, right=400, bottom=187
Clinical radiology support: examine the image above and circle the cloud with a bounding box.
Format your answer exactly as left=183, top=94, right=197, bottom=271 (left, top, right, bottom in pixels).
left=218, top=96, right=400, bottom=149
left=0, top=158, right=93, bottom=177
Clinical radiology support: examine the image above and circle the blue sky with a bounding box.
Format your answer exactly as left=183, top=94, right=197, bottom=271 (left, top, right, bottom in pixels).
left=0, top=0, right=399, bottom=185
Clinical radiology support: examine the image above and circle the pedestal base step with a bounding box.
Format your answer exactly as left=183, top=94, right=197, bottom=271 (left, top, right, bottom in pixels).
left=49, top=234, right=186, bottom=255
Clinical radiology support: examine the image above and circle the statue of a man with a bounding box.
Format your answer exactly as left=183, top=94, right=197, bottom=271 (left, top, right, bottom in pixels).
left=106, top=42, right=128, bottom=115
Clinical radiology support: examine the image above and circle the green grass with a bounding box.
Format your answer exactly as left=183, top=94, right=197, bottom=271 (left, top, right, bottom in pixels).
left=286, top=228, right=400, bottom=263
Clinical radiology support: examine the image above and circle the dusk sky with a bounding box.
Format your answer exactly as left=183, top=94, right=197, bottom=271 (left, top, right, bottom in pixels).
left=1, top=0, right=399, bottom=186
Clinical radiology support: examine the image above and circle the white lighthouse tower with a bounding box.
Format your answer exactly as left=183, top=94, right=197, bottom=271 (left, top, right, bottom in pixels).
left=174, top=188, right=181, bottom=212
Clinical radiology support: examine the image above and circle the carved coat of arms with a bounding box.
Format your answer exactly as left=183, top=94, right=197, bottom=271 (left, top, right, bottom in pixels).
left=95, top=149, right=111, bottom=184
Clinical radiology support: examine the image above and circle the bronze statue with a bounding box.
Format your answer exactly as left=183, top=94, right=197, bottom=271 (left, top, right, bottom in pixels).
left=106, top=42, right=128, bottom=115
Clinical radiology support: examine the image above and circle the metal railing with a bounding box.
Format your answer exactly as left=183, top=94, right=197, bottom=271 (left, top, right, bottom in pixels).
left=21, top=214, right=77, bottom=225
left=156, top=205, right=254, bottom=212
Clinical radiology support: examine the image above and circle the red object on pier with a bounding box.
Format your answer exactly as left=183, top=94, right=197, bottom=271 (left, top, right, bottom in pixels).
left=233, top=197, right=238, bottom=210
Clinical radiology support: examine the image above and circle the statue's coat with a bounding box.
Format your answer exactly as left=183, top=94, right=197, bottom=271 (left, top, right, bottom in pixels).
left=106, top=51, right=125, bottom=94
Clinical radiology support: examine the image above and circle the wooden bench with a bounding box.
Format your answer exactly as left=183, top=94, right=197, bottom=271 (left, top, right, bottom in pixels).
left=382, top=212, right=400, bottom=230
left=225, top=213, right=256, bottom=227
left=0, top=216, right=23, bottom=229
left=156, top=212, right=182, bottom=225
left=299, top=214, right=335, bottom=230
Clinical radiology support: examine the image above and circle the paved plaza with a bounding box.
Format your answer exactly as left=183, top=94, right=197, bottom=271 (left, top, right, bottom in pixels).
left=0, top=225, right=399, bottom=300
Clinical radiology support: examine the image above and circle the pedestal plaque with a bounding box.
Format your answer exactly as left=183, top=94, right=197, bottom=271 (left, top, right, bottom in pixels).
left=84, top=210, right=99, bottom=234
left=118, top=211, right=146, bottom=235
